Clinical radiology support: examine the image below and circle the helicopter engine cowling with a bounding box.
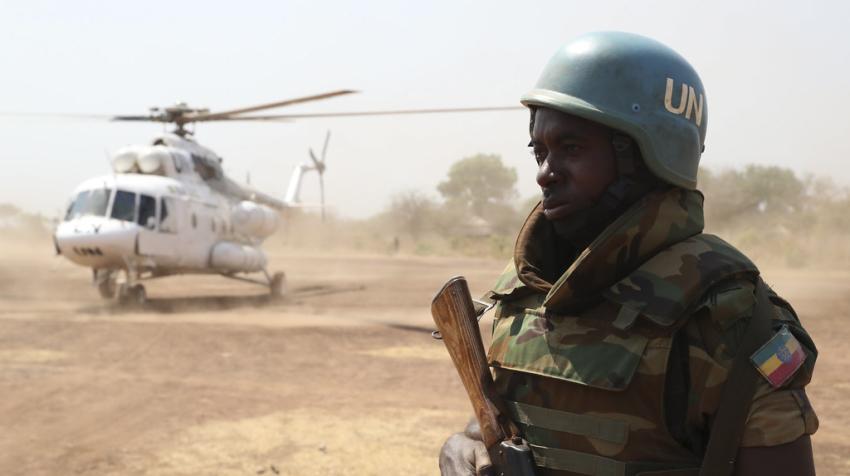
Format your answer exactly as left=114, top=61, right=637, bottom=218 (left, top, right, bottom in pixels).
left=210, top=242, right=267, bottom=272
left=113, top=146, right=143, bottom=173
left=111, top=145, right=179, bottom=176
left=137, top=149, right=168, bottom=174
left=231, top=201, right=279, bottom=238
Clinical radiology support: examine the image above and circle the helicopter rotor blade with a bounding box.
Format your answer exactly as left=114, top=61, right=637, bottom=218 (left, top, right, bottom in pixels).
left=199, top=105, right=524, bottom=121
left=308, top=148, right=321, bottom=169
left=0, top=112, right=117, bottom=120
left=319, top=173, right=326, bottom=222
left=319, top=132, right=329, bottom=221
left=112, top=115, right=167, bottom=122
left=309, top=131, right=330, bottom=221
left=3, top=104, right=521, bottom=127
left=320, top=130, right=331, bottom=163
left=184, top=90, right=358, bottom=123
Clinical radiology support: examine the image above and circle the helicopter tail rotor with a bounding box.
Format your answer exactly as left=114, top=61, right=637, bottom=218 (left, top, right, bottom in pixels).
left=308, top=130, right=330, bottom=221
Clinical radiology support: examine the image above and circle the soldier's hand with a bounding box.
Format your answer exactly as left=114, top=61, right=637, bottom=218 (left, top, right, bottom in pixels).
left=439, top=419, right=494, bottom=476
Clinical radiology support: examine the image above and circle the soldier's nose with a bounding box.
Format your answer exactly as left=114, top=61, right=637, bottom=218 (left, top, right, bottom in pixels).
left=537, top=163, right=560, bottom=187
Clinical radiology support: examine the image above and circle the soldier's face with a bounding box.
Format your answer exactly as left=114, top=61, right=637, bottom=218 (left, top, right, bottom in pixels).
left=531, top=108, right=618, bottom=221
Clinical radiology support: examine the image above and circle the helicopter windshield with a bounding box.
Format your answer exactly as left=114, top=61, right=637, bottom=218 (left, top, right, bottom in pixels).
left=64, top=188, right=111, bottom=221
left=107, top=190, right=157, bottom=229
left=110, top=190, right=136, bottom=222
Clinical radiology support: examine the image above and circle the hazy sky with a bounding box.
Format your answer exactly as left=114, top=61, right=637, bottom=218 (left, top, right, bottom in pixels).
left=1, top=0, right=848, bottom=218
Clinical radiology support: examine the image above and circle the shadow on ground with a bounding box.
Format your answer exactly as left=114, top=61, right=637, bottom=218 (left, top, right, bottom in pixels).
left=77, top=283, right=367, bottom=314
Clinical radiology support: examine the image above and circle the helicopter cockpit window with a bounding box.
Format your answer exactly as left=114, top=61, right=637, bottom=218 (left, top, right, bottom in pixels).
left=65, top=188, right=111, bottom=221
left=191, top=154, right=221, bottom=180
left=138, top=194, right=157, bottom=230
left=159, top=197, right=177, bottom=233
left=110, top=190, right=137, bottom=222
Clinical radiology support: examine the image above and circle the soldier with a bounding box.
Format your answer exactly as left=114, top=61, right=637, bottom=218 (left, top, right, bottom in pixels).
left=439, top=32, right=818, bottom=476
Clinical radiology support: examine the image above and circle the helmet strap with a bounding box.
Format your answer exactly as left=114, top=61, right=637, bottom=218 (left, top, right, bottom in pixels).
left=611, top=133, right=636, bottom=176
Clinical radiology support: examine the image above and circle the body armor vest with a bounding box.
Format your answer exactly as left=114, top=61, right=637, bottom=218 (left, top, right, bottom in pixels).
left=486, top=188, right=759, bottom=476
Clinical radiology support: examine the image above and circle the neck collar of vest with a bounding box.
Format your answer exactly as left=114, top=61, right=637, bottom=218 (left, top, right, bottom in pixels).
left=512, top=187, right=706, bottom=312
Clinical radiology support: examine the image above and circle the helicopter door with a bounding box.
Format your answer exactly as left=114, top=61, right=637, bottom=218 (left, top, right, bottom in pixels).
left=136, top=194, right=179, bottom=265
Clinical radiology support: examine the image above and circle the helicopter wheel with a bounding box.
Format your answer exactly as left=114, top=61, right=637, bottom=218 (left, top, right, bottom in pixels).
left=97, top=277, right=117, bottom=299
left=118, top=283, right=147, bottom=307
left=270, top=272, right=286, bottom=298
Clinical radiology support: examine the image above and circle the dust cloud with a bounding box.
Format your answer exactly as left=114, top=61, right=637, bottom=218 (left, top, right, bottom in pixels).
left=272, top=164, right=850, bottom=271
left=0, top=163, right=848, bottom=475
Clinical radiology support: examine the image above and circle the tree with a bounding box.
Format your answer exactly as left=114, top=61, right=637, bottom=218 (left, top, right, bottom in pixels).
left=701, top=165, right=805, bottom=228
left=437, top=154, right=518, bottom=216
left=387, top=190, right=437, bottom=240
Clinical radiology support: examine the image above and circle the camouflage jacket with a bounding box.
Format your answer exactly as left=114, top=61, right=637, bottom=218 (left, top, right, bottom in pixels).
left=486, top=187, right=818, bottom=476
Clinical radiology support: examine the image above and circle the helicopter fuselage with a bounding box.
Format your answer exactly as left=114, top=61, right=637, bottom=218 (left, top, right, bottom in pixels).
left=55, top=171, right=266, bottom=275
left=55, top=173, right=227, bottom=273
left=53, top=132, right=306, bottom=304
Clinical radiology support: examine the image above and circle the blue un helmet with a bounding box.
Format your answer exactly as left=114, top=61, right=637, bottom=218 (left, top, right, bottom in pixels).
left=522, top=31, right=706, bottom=190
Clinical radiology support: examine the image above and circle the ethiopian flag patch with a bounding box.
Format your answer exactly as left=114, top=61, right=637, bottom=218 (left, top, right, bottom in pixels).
left=750, top=325, right=807, bottom=388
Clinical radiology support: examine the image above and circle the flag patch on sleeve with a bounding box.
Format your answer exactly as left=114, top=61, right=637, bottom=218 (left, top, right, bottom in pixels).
left=750, top=325, right=807, bottom=388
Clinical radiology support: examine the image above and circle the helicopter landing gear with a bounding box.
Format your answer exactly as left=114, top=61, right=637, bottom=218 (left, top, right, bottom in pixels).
left=113, top=259, right=147, bottom=307
left=98, top=279, right=117, bottom=299
left=269, top=271, right=286, bottom=298
left=117, top=283, right=147, bottom=307
left=97, top=278, right=118, bottom=299
left=94, top=269, right=118, bottom=299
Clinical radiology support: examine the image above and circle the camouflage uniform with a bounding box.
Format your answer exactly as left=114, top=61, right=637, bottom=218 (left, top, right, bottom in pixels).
left=486, top=187, right=818, bottom=476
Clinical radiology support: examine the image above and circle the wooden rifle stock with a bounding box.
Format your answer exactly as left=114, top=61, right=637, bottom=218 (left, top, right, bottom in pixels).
left=431, top=276, right=536, bottom=476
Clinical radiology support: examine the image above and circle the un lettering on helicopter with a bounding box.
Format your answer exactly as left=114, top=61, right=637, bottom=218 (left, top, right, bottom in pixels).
left=44, top=90, right=521, bottom=305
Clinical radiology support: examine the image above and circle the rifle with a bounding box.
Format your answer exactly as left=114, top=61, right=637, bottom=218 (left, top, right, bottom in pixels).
left=431, top=276, right=537, bottom=476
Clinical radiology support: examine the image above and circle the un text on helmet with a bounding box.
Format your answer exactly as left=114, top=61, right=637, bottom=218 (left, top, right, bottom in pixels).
left=664, top=78, right=703, bottom=127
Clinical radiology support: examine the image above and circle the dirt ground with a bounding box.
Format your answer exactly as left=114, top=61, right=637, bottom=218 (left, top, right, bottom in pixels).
left=0, top=236, right=848, bottom=475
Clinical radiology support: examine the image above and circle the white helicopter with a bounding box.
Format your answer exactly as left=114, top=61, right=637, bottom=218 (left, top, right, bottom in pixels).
left=50, top=90, right=520, bottom=305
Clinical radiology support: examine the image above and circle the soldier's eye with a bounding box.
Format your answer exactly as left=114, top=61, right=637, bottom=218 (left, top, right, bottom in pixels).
left=530, top=147, right=546, bottom=164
